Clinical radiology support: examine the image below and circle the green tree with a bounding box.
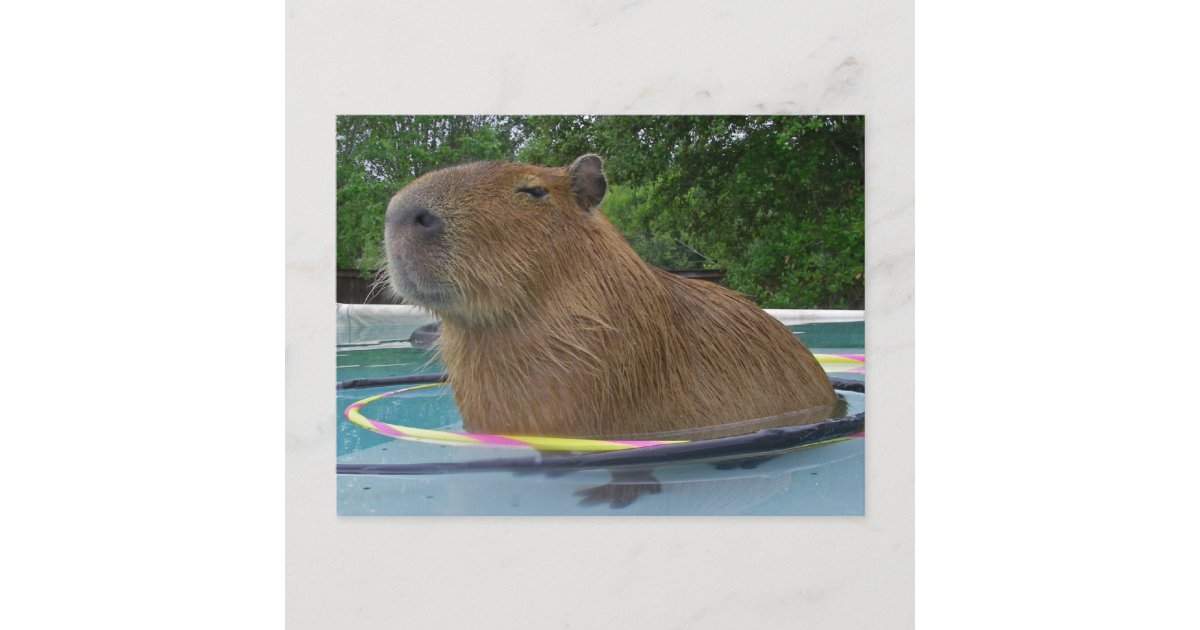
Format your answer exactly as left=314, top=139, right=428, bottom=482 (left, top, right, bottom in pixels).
left=336, top=115, right=864, bottom=308
left=516, top=115, right=865, bottom=308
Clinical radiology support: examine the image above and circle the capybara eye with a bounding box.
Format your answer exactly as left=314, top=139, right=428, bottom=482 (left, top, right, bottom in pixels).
left=517, top=186, right=548, bottom=199
left=414, top=210, right=440, bottom=230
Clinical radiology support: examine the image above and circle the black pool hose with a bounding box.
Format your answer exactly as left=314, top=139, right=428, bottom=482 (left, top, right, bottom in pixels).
left=336, top=372, right=448, bottom=390
left=336, top=411, right=863, bottom=475
left=336, top=373, right=865, bottom=474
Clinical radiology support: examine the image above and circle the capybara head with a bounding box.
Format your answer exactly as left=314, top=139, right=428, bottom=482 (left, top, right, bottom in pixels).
left=385, top=155, right=608, bottom=322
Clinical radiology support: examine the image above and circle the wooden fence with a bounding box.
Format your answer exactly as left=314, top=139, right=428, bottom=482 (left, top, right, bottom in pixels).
left=336, top=269, right=726, bottom=304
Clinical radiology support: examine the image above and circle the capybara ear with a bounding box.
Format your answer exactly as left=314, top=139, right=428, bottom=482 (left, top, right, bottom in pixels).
left=568, top=154, right=607, bottom=211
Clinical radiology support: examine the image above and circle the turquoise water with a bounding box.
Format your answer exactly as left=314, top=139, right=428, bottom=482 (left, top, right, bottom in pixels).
left=336, top=321, right=865, bottom=515
left=336, top=345, right=448, bottom=457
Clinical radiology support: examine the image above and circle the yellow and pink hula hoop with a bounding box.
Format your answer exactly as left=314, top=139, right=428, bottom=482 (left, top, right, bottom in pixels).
left=343, top=383, right=686, bottom=452
left=342, top=354, right=864, bottom=453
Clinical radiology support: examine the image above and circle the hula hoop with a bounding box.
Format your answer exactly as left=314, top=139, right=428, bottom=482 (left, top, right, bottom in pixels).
left=814, top=353, right=865, bottom=373
left=343, top=383, right=688, bottom=452
left=344, top=369, right=864, bottom=453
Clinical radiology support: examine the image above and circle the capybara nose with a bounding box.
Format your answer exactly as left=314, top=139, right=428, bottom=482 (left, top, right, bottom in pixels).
left=398, top=205, right=443, bottom=236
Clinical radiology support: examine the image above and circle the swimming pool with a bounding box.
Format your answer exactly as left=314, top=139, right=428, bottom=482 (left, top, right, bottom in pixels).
left=336, top=309, right=864, bottom=516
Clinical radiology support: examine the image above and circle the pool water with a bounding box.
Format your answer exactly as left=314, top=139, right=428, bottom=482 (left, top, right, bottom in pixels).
left=336, top=321, right=864, bottom=515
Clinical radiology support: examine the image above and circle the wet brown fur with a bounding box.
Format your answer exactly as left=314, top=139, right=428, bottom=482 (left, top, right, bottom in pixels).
left=384, top=156, right=837, bottom=439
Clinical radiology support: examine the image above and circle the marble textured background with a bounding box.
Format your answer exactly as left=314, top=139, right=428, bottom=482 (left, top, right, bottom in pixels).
left=287, top=1, right=913, bottom=628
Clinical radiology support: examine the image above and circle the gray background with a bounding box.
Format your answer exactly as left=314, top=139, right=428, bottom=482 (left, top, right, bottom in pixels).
left=287, top=1, right=913, bottom=627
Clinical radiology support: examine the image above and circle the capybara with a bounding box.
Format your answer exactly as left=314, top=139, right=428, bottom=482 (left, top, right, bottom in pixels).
left=384, top=154, right=837, bottom=439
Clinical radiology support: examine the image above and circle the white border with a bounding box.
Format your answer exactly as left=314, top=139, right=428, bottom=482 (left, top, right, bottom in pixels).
left=288, top=2, right=912, bottom=628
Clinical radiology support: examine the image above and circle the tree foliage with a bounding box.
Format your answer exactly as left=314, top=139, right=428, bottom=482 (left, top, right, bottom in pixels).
left=336, top=115, right=864, bottom=308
